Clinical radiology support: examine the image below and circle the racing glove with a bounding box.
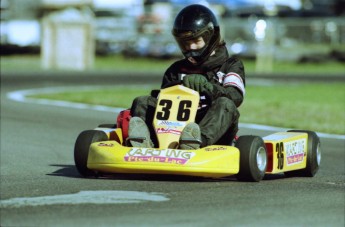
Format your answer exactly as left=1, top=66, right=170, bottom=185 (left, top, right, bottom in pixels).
left=183, top=74, right=213, bottom=94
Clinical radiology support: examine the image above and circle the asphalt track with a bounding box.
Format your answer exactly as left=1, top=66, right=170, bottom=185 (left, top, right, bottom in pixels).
left=1, top=72, right=344, bottom=227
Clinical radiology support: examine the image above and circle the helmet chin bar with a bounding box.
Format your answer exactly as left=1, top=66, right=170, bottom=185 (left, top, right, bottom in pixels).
left=183, top=45, right=210, bottom=65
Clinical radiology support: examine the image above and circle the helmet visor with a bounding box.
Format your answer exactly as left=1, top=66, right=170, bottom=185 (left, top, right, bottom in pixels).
left=173, top=23, right=214, bottom=55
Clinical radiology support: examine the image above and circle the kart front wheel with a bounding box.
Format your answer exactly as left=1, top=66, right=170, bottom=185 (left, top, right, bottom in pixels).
left=74, top=130, right=108, bottom=177
left=285, top=130, right=321, bottom=177
left=235, top=135, right=267, bottom=182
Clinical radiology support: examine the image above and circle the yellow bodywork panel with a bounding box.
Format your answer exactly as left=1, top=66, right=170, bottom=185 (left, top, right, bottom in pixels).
left=94, top=127, right=123, bottom=145
left=263, top=132, right=308, bottom=174
left=87, top=85, right=239, bottom=178
left=88, top=141, right=240, bottom=178
left=153, top=85, right=200, bottom=149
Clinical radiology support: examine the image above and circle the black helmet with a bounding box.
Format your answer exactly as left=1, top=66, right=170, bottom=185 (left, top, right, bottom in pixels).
left=172, top=4, right=221, bottom=64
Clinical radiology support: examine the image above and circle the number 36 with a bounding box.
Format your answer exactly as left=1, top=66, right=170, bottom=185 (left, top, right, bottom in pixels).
left=156, top=99, right=191, bottom=121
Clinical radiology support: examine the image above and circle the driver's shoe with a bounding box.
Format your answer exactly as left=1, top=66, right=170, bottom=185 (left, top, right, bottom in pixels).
left=179, top=123, right=202, bottom=150
left=128, top=117, right=153, bottom=148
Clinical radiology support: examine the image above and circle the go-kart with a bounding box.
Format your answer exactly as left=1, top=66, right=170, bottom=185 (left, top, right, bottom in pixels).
left=74, top=85, right=321, bottom=182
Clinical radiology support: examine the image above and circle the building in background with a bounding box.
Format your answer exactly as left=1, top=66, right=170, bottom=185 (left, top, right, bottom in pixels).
left=93, top=0, right=143, bottom=55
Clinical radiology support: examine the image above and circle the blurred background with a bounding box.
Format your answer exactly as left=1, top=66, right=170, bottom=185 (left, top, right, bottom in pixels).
left=1, top=0, right=344, bottom=71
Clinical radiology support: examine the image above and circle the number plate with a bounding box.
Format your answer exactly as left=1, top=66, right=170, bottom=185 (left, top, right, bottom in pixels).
left=153, top=85, right=200, bottom=149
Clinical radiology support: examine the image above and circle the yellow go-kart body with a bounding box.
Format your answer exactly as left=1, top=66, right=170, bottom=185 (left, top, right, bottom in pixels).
left=75, top=85, right=321, bottom=181
left=87, top=85, right=240, bottom=178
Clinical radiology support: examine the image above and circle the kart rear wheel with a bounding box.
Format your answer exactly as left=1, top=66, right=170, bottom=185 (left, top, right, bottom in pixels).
left=74, top=130, right=108, bottom=177
left=285, top=130, right=321, bottom=177
left=235, top=136, right=267, bottom=182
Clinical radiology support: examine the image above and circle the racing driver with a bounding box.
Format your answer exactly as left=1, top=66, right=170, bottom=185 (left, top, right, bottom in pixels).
left=128, top=4, right=246, bottom=150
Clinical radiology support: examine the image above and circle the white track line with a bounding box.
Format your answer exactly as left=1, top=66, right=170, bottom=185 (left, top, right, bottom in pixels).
left=0, top=191, right=169, bottom=208
left=7, top=86, right=126, bottom=113
left=6, top=87, right=345, bottom=140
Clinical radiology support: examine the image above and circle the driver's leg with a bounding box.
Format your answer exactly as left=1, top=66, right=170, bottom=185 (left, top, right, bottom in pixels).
left=198, top=97, right=239, bottom=147
left=129, top=96, right=157, bottom=147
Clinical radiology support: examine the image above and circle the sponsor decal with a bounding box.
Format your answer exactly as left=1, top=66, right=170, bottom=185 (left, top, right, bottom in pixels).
left=124, top=148, right=195, bottom=165
left=157, top=120, right=186, bottom=127
left=205, top=147, right=227, bottom=151
left=97, top=142, right=114, bottom=147
left=156, top=128, right=182, bottom=135
left=285, top=139, right=306, bottom=166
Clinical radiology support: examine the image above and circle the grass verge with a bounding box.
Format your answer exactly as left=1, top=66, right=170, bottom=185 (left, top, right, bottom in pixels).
left=2, top=54, right=345, bottom=75
left=29, top=83, right=345, bottom=135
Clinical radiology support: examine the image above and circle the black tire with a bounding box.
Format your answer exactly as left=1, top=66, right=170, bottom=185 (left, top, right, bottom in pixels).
left=97, top=124, right=116, bottom=128
left=284, top=130, right=321, bottom=177
left=235, top=136, right=267, bottom=182
left=74, top=130, right=108, bottom=177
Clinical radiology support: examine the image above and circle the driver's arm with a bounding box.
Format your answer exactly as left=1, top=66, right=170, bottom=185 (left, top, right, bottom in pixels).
left=211, top=58, right=245, bottom=107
